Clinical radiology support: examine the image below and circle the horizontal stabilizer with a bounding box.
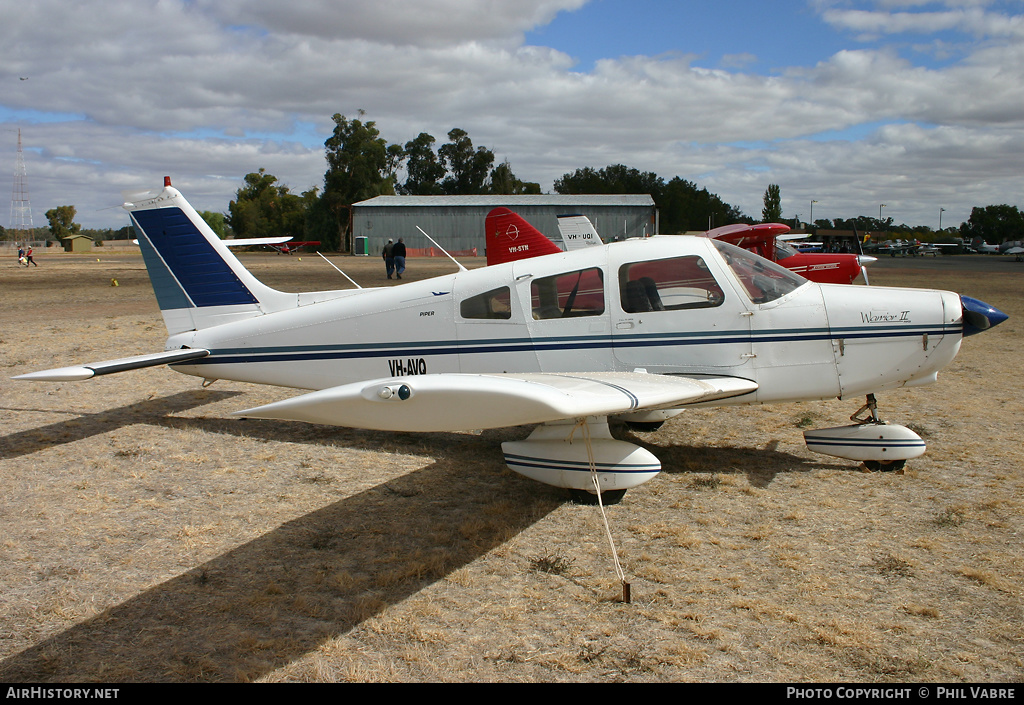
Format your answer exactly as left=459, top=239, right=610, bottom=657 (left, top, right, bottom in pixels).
left=222, top=237, right=292, bottom=247
left=235, top=372, right=757, bottom=432
left=13, top=349, right=209, bottom=381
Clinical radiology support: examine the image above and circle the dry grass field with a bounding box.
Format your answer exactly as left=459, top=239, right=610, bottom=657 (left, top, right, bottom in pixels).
left=0, top=248, right=1021, bottom=682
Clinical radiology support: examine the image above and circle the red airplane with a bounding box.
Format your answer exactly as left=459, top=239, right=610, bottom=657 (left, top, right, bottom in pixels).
left=270, top=241, right=321, bottom=255
left=485, top=208, right=874, bottom=285
left=705, top=223, right=874, bottom=285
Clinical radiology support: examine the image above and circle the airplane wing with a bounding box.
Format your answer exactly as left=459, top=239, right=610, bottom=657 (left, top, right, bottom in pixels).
left=224, top=237, right=292, bottom=247
left=13, top=349, right=210, bottom=381
left=705, top=223, right=791, bottom=250
left=235, top=371, right=757, bottom=432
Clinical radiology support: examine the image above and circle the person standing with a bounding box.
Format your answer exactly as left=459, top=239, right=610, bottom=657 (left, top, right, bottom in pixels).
left=382, top=238, right=395, bottom=279
left=393, top=237, right=407, bottom=280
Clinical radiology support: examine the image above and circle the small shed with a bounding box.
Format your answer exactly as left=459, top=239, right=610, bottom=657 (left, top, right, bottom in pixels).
left=351, top=195, right=657, bottom=256
left=61, top=234, right=94, bottom=253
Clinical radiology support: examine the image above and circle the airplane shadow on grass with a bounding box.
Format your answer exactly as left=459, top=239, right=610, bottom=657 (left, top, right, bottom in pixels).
left=0, top=390, right=244, bottom=461
left=625, top=433, right=855, bottom=489
left=0, top=393, right=846, bottom=682
left=0, top=392, right=562, bottom=682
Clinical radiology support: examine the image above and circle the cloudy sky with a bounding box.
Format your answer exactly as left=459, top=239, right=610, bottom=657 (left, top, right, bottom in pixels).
left=3, top=0, right=1023, bottom=231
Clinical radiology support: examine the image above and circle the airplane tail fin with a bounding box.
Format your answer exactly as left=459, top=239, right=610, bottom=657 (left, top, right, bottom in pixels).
left=124, top=178, right=296, bottom=335
left=485, top=207, right=563, bottom=266
left=556, top=214, right=604, bottom=249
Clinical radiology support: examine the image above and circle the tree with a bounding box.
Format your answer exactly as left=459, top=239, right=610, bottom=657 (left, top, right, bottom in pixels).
left=554, top=165, right=746, bottom=233
left=762, top=184, right=782, bottom=223
left=659, top=177, right=747, bottom=233
left=199, top=211, right=231, bottom=239
left=227, top=169, right=305, bottom=241
left=438, top=128, right=494, bottom=195
left=399, top=132, right=445, bottom=195
left=321, top=112, right=400, bottom=251
left=487, top=159, right=540, bottom=195
left=45, top=205, right=81, bottom=240
left=959, top=204, right=1024, bottom=245
left=555, top=164, right=663, bottom=195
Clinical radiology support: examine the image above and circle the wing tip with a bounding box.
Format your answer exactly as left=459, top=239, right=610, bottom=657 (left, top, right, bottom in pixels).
left=13, top=367, right=96, bottom=382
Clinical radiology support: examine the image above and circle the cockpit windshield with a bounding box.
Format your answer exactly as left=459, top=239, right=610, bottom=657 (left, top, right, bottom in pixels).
left=712, top=240, right=807, bottom=304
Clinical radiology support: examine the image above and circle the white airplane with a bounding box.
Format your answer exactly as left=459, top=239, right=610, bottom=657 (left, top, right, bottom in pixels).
left=15, top=180, right=1008, bottom=504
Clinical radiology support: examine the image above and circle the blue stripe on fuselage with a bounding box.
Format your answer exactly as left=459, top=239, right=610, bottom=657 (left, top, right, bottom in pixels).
left=177, top=324, right=958, bottom=367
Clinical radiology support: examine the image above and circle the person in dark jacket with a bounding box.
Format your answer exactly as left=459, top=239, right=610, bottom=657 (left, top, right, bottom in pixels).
left=393, top=237, right=407, bottom=279
left=382, top=239, right=395, bottom=279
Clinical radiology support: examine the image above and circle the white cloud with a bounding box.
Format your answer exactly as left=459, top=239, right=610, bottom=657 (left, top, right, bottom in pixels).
left=2, top=0, right=1023, bottom=230
left=196, top=0, right=589, bottom=47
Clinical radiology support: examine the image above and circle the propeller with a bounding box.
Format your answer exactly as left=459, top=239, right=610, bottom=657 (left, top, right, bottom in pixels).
left=852, top=225, right=872, bottom=285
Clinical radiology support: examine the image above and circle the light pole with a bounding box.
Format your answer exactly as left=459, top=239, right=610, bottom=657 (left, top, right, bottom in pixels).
left=939, top=207, right=946, bottom=232
left=810, top=200, right=818, bottom=229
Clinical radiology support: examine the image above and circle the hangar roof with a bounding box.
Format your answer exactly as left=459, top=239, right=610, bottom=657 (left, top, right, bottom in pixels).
left=354, top=194, right=655, bottom=208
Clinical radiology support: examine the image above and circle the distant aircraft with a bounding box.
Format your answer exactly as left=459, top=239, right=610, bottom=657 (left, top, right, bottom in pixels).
left=874, top=239, right=924, bottom=257
left=704, top=223, right=875, bottom=285
left=1004, top=246, right=1024, bottom=261
left=270, top=241, right=321, bottom=255
left=544, top=211, right=874, bottom=286
left=15, top=180, right=1008, bottom=503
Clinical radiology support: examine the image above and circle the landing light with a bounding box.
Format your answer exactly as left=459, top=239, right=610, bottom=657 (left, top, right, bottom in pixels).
left=378, top=384, right=412, bottom=400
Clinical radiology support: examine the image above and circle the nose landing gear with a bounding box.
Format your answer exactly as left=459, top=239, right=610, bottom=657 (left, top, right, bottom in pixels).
left=803, top=393, right=924, bottom=472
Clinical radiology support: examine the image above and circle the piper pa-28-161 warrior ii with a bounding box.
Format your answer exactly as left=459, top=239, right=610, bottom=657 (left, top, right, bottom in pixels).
left=16, top=180, right=1008, bottom=504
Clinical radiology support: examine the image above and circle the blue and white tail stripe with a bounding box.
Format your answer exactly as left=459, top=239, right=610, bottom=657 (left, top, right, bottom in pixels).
left=132, top=206, right=259, bottom=309
left=125, top=183, right=296, bottom=335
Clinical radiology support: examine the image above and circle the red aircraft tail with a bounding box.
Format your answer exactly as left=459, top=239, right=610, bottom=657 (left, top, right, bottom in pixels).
left=485, top=208, right=563, bottom=266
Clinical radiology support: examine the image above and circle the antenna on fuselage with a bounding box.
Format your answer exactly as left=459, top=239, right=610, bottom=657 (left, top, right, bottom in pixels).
left=415, top=226, right=468, bottom=272
left=317, top=252, right=363, bottom=289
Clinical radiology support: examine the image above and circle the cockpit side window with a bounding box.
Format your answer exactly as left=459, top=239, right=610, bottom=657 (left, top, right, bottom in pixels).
left=461, top=286, right=512, bottom=320
left=618, top=256, right=725, bottom=313
left=774, top=241, right=798, bottom=260
left=531, top=268, right=605, bottom=320
left=713, top=240, right=806, bottom=304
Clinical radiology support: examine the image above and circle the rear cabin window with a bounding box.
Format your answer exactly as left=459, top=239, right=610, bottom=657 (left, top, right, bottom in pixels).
left=531, top=268, right=605, bottom=319
left=618, top=256, right=725, bottom=312
left=461, top=286, right=512, bottom=320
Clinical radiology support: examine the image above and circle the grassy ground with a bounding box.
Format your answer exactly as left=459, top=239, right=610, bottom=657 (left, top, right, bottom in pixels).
left=0, top=250, right=1021, bottom=682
